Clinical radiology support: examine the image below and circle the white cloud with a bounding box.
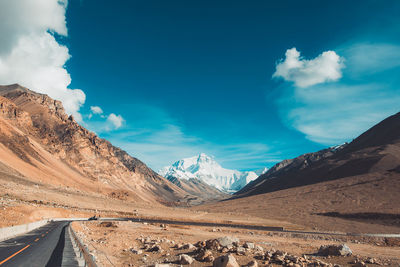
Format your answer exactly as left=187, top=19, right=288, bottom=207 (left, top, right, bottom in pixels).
left=0, top=0, right=85, bottom=122
left=273, top=48, right=344, bottom=88
left=90, top=106, right=103, bottom=114
left=277, top=43, right=400, bottom=145
left=107, top=113, right=124, bottom=129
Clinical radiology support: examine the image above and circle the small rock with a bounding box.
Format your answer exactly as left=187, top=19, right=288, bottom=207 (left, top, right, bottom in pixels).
left=236, top=246, right=246, bottom=255
left=206, top=239, right=221, bottom=250
left=366, top=258, right=376, bottom=264
left=182, top=243, right=196, bottom=250
left=221, top=247, right=229, bottom=253
left=353, top=261, right=367, bottom=267
left=243, top=242, right=255, bottom=249
left=148, top=245, right=163, bottom=253
left=213, top=254, right=240, bottom=267
left=245, top=260, right=258, bottom=267
left=204, top=255, right=215, bottom=262
left=130, top=248, right=143, bottom=254
left=197, top=249, right=213, bottom=261
left=255, top=245, right=264, bottom=252
left=179, top=254, right=194, bottom=265
left=174, top=244, right=183, bottom=249
left=195, top=241, right=206, bottom=248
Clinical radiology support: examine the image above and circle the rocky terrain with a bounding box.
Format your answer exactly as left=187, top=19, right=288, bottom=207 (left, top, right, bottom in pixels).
left=0, top=84, right=193, bottom=205
left=71, top=220, right=400, bottom=266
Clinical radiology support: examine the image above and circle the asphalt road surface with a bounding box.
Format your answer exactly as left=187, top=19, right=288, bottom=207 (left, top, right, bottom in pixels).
left=0, top=221, right=79, bottom=267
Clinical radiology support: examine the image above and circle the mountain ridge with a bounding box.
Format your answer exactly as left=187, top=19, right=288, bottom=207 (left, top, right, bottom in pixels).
left=160, top=153, right=259, bottom=193
left=0, top=84, right=191, bottom=205
left=235, top=111, right=400, bottom=198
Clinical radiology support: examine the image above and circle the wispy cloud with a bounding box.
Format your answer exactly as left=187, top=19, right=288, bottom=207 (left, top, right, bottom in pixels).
left=90, top=106, right=103, bottom=114
left=275, top=44, right=400, bottom=145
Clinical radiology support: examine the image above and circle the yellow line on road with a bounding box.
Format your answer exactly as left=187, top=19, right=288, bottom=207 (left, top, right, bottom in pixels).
left=0, top=244, right=31, bottom=265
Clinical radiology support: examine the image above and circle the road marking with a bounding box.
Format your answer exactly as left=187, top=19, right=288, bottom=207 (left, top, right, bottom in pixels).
left=34, top=238, right=39, bottom=242
left=0, top=244, right=31, bottom=265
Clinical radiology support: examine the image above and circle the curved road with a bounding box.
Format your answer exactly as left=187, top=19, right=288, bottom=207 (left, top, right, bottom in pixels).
left=0, top=221, right=79, bottom=267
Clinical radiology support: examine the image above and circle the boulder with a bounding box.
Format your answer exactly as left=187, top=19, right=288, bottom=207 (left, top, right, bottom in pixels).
left=179, top=254, right=194, bottom=265
left=318, top=244, right=352, bottom=256
left=213, top=254, right=240, bottom=267
left=217, top=236, right=240, bottom=248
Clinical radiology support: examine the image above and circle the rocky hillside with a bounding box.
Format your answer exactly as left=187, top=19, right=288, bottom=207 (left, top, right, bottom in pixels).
left=236, top=112, right=400, bottom=198
left=0, top=84, right=190, bottom=204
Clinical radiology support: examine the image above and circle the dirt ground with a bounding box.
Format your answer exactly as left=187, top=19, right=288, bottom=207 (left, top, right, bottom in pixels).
left=71, top=220, right=400, bottom=267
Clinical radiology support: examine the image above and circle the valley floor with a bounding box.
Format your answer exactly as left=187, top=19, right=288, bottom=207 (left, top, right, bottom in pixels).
left=1, top=170, right=400, bottom=266
left=71, top=220, right=400, bottom=266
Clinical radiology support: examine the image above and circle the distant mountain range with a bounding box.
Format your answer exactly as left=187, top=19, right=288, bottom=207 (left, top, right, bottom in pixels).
left=235, top=111, right=400, bottom=198
left=159, top=153, right=266, bottom=193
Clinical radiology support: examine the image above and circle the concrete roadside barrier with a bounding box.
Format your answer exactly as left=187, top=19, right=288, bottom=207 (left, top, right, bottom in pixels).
left=0, top=219, right=50, bottom=242
left=0, top=217, right=89, bottom=242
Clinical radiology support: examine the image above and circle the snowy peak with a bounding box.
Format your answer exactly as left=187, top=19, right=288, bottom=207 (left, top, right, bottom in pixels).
left=159, top=153, right=260, bottom=193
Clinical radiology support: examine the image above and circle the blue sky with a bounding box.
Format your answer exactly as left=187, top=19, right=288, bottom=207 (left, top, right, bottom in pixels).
left=1, top=0, right=400, bottom=171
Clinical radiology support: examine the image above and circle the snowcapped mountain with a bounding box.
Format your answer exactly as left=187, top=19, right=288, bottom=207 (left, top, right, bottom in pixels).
left=159, top=153, right=259, bottom=193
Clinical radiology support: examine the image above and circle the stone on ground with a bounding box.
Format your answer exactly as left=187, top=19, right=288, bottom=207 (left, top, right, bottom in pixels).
left=213, top=254, right=240, bottom=267
left=318, top=244, right=352, bottom=256
left=179, top=254, right=194, bottom=265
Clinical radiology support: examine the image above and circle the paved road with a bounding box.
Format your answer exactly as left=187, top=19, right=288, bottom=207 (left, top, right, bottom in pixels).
left=0, top=221, right=79, bottom=267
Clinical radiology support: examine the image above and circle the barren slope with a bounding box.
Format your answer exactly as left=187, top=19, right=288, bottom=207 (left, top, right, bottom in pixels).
left=195, top=112, right=400, bottom=233
left=236, top=112, right=400, bottom=198
left=0, top=84, right=189, bottom=205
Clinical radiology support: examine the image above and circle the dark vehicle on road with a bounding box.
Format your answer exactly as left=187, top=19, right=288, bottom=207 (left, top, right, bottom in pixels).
left=88, top=215, right=98, bottom=221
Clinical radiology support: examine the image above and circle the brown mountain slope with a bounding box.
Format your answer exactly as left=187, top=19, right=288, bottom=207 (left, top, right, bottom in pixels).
left=236, top=112, right=400, bottom=198
left=0, top=84, right=190, bottom=205
left=195, top=112, right=400, bottom=233
left=165, top=175, right=228, bottom=205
